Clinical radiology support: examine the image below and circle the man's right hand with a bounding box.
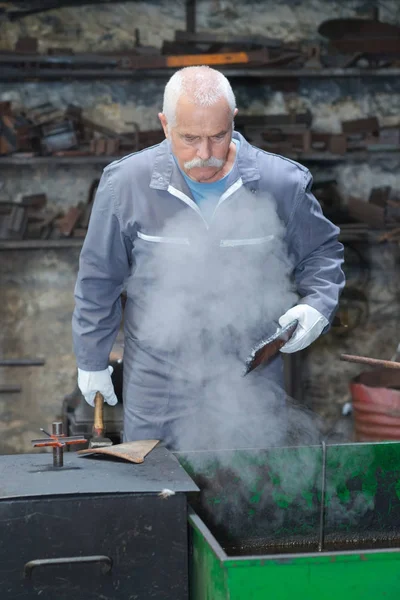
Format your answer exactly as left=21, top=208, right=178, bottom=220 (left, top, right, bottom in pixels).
left=78, top=366, right=118, bottom=407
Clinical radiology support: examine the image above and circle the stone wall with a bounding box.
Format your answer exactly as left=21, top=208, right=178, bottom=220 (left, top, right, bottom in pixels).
left=1, top=0, right=400, bottom=452
left=0, top=249, right=80, bottom=453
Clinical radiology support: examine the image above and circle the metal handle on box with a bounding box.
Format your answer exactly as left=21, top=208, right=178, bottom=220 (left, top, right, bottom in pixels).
left=23, top=555, right=113, bottom=579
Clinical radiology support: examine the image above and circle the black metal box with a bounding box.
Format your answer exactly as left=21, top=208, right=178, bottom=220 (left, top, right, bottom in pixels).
left=0, top=447, right=198, bottom=600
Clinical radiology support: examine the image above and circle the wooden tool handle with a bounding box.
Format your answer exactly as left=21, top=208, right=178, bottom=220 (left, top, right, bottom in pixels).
left=93, top=392, right=105, bottom=436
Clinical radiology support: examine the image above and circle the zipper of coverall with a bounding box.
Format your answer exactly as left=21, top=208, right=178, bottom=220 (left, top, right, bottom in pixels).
left=168, top=176, right=244, bottom=231
left=209, top=177, right=244, bottom=223
left=167, top=184, right=210, bottom=230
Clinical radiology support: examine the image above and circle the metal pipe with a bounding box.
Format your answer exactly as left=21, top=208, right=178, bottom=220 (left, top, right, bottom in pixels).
left=186, top=0, right=196, bottom=33
left=0, top=385, right=22, bottom=393
left=0, top=358, right=45, bottom=367
left=318, top=441, right=327, bottom=552
left=340, top=353, right=400, bottom=370
left=52, top=422, right=63, bottom=468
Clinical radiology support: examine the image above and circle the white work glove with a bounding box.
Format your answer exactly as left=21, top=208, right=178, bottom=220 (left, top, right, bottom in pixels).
left=278, top=304, right=329, bottom=354
left=77, top=366, right=118, bottom=407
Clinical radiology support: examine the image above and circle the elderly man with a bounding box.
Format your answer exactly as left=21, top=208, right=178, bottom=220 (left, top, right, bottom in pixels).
left=72, top=66, right=344, bottom=450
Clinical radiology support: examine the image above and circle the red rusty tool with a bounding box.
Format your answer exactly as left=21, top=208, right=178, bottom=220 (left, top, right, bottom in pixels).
left=340, top=354, right=400, bottom=370
left=244, top=320, right=298, bottom=375
left=32, top=421, right=87, bottom=467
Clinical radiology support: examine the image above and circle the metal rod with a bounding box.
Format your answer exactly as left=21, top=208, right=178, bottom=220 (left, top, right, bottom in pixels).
left=318, top=440, right=327, bottom=552
left=186, top=0, right=196, bottom=33
left=0, top=358, right=45, bottom=367
left=52, top=422, right=63, bottom=468
left=0, top=385, right=21, bottom=393
left=40, top=428, right=52, bottom=437
left=340, top=353, right=400, bottom=370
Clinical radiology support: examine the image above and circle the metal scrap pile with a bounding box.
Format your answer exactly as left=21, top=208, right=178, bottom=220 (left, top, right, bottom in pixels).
left=2, top=99, right=399, bottom=162
left=346, top=187, right=400, bottom=244
left=1, top=15, right=400, bottom=79
left=0, top=179, right=100, bottom=241
left=235, top=113, right=400, bottom=157
left=0, top=100, right=164, bottom=159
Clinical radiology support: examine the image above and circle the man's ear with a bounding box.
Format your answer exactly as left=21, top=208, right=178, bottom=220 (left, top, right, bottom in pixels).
left=158, top=112, right=169, bottom=138
left=232, top=108, right=238, bottom=130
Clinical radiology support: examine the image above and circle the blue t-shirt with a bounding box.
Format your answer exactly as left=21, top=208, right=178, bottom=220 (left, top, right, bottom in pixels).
left=176, top=139, right=240, bottom=222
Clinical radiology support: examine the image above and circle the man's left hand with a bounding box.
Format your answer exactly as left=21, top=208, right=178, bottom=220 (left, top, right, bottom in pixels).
left=278, top=304, right=329, bottom=353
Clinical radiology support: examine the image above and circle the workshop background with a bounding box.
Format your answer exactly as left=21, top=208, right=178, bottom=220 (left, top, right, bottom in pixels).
left=1, top=0, right=400, bottom=453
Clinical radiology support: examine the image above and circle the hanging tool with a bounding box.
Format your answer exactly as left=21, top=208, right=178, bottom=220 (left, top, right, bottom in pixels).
left=89, top=392, right=113, bottom=449
left=243, top=320, right=298, bottom=376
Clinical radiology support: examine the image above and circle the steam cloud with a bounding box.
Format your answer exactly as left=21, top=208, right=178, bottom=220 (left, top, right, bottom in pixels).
left=125, top=185, right=377, bottom=553
left=126, top=186, right=321, bottom=451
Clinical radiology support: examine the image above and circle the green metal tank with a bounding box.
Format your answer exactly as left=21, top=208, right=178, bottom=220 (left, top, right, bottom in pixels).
left=176, top=442, right=400, bottom=600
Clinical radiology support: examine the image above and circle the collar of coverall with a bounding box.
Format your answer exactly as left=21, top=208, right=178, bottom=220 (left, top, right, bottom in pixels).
left=149, top=130, right=261, bottom=191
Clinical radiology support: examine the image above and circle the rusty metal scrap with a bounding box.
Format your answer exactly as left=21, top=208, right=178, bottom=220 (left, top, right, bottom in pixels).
left=342, top=117, right=380, bottom=136
left=17, top=193, right=47, bottom=210
left=0, top=205, right=28, bottom=240
left=173, top=30, right=284, bottom=49
left=0, top=100, right=146, bottom=158
left=0, top=102, right=12, bottom=116
left=25, top=102, right=65, bottom=126
left=347, top=196, right=386, bottom=229
left=235, top=110, right=312, bottom=129
left=90, top=137, right=120, bottom=156
left=1, top=99, right=399, bottom=162
left=41, top=120, right=78, bottom=154
left=346, top=186, right=400, bottom=231
left=236, top=111, right=400, bottom=157
left=311, top=133, right=347, bottom=155
left=55, top=206, right=83, bottom=237
left=319, top=18, right=400, bottom=59
left=261, top=128, right=312, bottom=154
left=0, top=114, right=18, bottom=155
left=369, top=187, right=391, bottom=208
left=15, top=36, right=38, bottom=54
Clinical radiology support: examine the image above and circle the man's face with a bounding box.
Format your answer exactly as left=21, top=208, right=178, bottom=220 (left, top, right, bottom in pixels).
left=159, top=96, right=237, bottom=182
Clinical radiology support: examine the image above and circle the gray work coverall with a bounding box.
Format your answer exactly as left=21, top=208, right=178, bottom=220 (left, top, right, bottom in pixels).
left=72, top=131, right=345, bottom=450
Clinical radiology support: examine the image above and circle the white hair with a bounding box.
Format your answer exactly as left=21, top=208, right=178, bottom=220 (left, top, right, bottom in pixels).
left=162, top=66, right=236, bottom=127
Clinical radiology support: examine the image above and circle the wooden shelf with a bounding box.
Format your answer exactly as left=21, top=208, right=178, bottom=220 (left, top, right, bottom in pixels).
left=1, top=151, right=399, bottom=167
left=0, top=239, right=84, bottom=250
left=0, top=156, right=121, bottom=166
left=2, top=67, right=400, bottom=82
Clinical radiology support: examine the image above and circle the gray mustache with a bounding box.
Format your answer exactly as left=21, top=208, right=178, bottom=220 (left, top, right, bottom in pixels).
left=183, top=156, right=225, bottom=170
